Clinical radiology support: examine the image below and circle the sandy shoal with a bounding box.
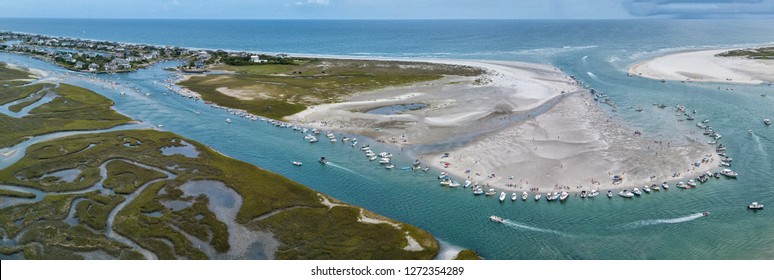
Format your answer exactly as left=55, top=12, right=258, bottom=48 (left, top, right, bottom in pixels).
left=628, top=48, right=774, bottom=85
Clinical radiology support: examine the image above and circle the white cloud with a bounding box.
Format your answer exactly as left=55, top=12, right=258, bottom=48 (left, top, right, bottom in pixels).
left=295, top=0, right=330, bottom=6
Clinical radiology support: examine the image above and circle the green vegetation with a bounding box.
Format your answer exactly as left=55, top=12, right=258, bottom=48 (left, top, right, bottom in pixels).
left=717, top=47, right=774, bottom=59
left=0, top=188, right=36, bottom=199
left=180, top=59, right=483, bottom=119
left=0, top=62, right=35, bottom=81
left=1, top=80, right=439, bottom=259
left=0, top=83, right=46, bottom=106
left=8, top=91, right=46, bottom=112
left=0, top=83, right=131, bottom=148
left=454, top=249, right=482, bottom=260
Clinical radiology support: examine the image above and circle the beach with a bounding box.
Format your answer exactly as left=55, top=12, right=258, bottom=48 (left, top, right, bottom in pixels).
left=286, top=59, right=717, bottom=192
left=628, top=48, right=774, bottom=85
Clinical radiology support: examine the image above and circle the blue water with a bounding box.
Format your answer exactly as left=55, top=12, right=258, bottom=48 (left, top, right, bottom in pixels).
left=1, top=19, right=774, bottom=259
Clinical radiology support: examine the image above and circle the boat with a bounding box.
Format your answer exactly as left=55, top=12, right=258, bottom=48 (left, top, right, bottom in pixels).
left=463, top=180, right=472, bottom=188
left=449, top=181, right=461, bottom=188
left=632, top=188, right=642, bottom=196
left=485, top=189, right=497, bottom=196
left=226, top=118, right=232, bottom=124
left=439, top=179, right=451, bottom=186
left=292, top=161, right=302, bottom=166
left=360, top=145, right=371, bottom=151
left=490, top=215, right=504, bottom=223
left=618, top=190, right=634, bottom=198
left=308, top=137, right=319, bottom=143
left=511, top=192, right=518, bottom=201
left=719, top=162, right=731, bottom=167
left=318, top=157, right=328, bottom=164
left=607, top=190, right=613, bottom=198
left=546, top=192, right=557, bottom=201
left=748, top=202, right=764, bottom=210
left=559, top=192, right=569, bottom=201
left=643, top=185, right=651, bottom=193
left=522, top=191, right=529, bottom=201
left=329, top=138, right=337, bottom=142
left=535, top=194, right=542, bottom=201
left=499, top=192, right=507, bottom=202
left=765, top=118, right=771, bottom=125
left=748, top=130, right=753, bottom=135
left=438, top=172, right=448, bottom=179
left=384, top=164, right=395, bottom=169
left=473, top=188, right=484, bottom=195
left=720, top=169, right=737, bottom=178
left=379, top=158, right=391, bottom=164
left=368, top=155, right=377, bottom=161
left=378, top=152, right=393, bottom=158
left=676, top=181, right=690, bottom=189
left=365, top=151, right=376, bottom=157
left=580, top=190, right=587, bottom=198
left=722, top=157, right=732, bottom=162
left=687, top=179, right=697, bottom=187
left=588, top=190, right=599, bottom=197
left=703, top=211, right=710, bottom=216
left=651, top=184, right=660, bottom=191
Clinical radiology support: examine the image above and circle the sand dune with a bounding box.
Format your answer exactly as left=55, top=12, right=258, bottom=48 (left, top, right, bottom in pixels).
left=629, top=48, right=774, bottom=85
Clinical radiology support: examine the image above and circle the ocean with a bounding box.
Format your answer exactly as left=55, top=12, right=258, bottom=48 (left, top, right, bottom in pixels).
left=1, top=19, right=773, bottom=259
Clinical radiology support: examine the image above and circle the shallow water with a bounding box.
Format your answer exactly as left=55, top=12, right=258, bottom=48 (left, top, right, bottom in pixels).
left=366, top=103, right=427, bottom=115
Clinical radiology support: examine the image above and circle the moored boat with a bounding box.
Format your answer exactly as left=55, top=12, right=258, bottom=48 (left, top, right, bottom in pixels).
left=632, top=188, right=642, bottom=196
left=449, top=181, right=461, bottom=188
left=720, top=169, right=738, bottom=178
left=607, top=190, right=613, bottom=198
left=559, top=192, right=569, bottom=201
left=618, top=190, right=634, bottom=198
left=748, top=202, right=764, bottom=210
left=522, top=191, right=529, bottom=201
left=687, top=179, right=697, bottom=187
left=292, top=161, right=302, bottom=166
left=473, top=188, right=484, bottom=195
left=463, top=180, right=472, bottom=188
left=499, top=192, right=507, bottom=202
left=384, top=164, right=395, bottom=169
left=485, top=189, right=497, bottom=196
left=676, top=181, right=690, bottom=189
left=765, top=118, right=771, bottom=125
left=643, top=185, right=651, bottom=193
left=535, top=194, right=542, bottom=201
left=588, top=190, right=599, bottom=197
left=511, top=192, right=518, bottom=201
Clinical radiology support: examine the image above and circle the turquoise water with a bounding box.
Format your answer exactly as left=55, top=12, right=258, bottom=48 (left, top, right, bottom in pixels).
left=1, top=19, right=773, bottom=259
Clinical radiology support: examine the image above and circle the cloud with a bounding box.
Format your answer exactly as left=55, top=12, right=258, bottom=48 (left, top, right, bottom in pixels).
left=623, top=0, right=774, bottom=18
left=295, top=0, right=330, bottom=5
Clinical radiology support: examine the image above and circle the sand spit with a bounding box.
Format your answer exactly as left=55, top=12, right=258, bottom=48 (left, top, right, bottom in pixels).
left=628, top=48, right=774, bottom=85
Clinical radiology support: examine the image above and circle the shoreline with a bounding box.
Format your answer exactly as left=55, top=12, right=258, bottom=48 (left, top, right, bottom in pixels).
left=628, top=47, right=774, bottom=85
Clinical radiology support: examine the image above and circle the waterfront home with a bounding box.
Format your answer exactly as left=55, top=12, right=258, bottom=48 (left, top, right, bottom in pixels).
left=88, top=63, right=100, bottom=72
left=250, top=55, right=267, bottom=63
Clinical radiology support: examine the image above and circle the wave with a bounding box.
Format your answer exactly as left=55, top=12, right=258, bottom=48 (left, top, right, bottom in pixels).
left=621, top=213, right=706, bottom=229
left=501, top=219, right=571, bottom=236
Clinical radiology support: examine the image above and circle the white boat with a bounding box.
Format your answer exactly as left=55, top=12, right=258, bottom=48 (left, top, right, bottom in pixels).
left=490, top=215, right=504, bottom=223
left=473, top=188, right=485, bottom=195
left=318, top=157, right=328, bottom=164
left=511, top=192, right=518, bottom=201
left=379, top=158, right=391, bottom=164
left=368, top=155, right=377, bottom=161
left=643, top=185, right=651, bottom=193
left=651, top=184, right=660, bottom=191
left=329, top=138, right=337, bottom=142
left=765, top=118, right=771, bottom=125
left=485, top=189, right=497, bottom=196
left=607, top=190, right=613, bottom=198
left=559, top=192, right=569, bottom=201
left=365, top=151, right=376, bottom=157
left=499, top=192, right=507, bottom=202
left=522, top=191, right=529, bottom=201
left=676, top=181, right=691, bottom=189
left=463, top=180, right=472, bottom=188
left=534, top=194, right=542, bottom=201
left=438, top=172, right=448, bottom=179
left=448, top=181, right=461, bottom=188
left=292, top=161, right=302, bottom=166
left=719, top=162, right=731, bottom=167
left=748, top=202, right=764, bottom=210
left=226, top=118, right=232, bottom=124
left=545, top=192, right=556, bottom=201
left=440, top=179, right=451, bottom=186
left=378, top=152, right=393, bottom=158
left=632, top=188, right=642, bottom=196
left=360, top=145, right=371, bottom=151
left=384, top=164, right=395, bottom=169
left=588, top=190, right=600, bottom=197
left=661, top=182, right=670, bottom=190
left=308, top=137, right=319, bottom=143
left=720, top=169, right=738, bottom=178
left=618, top=190, right=635, bottom=198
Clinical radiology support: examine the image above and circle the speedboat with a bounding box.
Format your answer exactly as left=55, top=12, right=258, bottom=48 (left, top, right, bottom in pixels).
left=378, top=152, right=393, bottom=158
left=329, top=138, right=337, bottom=142
left=365, top=151, right=376, bottom=157
left=292, top=161, right=302, bottom=166
left=438, top=172, right=448, bottom=179
left=588, top=190, right=599, bottom=197
left=226, top=118, right=232, bottom=124
left=748, top=202, right=764, bottom=210
left=535, top=194, right=542, bottom=201
left=499, top=192, right=507, bottom=202
left=651, top=184, right=660, bottom=191
left=473, top=188, right=484, bottom=195
left=368, top=155, right=378, bottom=161
left=360, top=145, right=371, bottom=151
left=485, top=189, right=497, bottom=196
left=559, top=192, right=569, bottom=201
left=463, top=180, right=472, bottom=188
left=580, top=190, right=587, bottom=198
left=643, top=185, right=651, bottom=193
left=384, top=164, right=395, bottom=169
left=439, top=179, right=451, bottom=186
left=607, top=190, right=613, bottom=198
left=631, top=188, right=642, bottom=196
left=318, top=157, right=328, bottom=164
left=522, top=191, right=529, bottom=201
left=449, top=181, right=461, bottom=188
left=676, top=181, right=690, bottom=189
left=490, top=215, right=504, bottom=223
left=511, top=192, right=518, bottom=201
left=618, top=190, right=634, bottom=198
left=702, top=211, right=710, bottom=216
left=765, top=118, right=771, bottom=125
left=720, top=169, right=738, bottom=178
left=719, top=162, right=731, bottom=167
left=379, top=158, right=391, bottom=164
left=309, top=137, right=319, bottom=143
left=687, top=179, right=697, bottom=187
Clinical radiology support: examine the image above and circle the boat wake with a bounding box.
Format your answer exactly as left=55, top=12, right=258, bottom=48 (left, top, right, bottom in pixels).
left=501, top=219, right=571, bottom=237
left=620, top=213, right=705, bottom=229
left=586, top=71, right=599, bottom=80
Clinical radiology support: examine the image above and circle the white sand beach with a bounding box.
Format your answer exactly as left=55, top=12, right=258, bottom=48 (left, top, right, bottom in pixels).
left=629, top=48, right=774, bottom=85
left=287, top=59, right=717, bottom=192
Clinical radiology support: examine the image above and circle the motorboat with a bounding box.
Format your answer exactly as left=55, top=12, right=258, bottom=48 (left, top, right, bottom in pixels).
left=379, top=158, right=391, bottom=164
left=438, top=172, right=448, bottom=179
left=318, top=157, right=328, bottom=164
left=378, top=152, right=393, bottom=158
left=308, top=137, right=319, bottom=143
left=661, top=182, right=670, bottom=190
left=722, top=157, right=732, bottom=162
left=463, top=180, right=472, bottom=188
left=365, top=151, right=376, bottom=157
left=449, top=181, right=461, bottom=188
left=535, top=194, right=542, bottom=201
left=676, top=181, right=690, bottom=189
left=226, top=118, right=232, bottom=124
left=587, top=190, right=599, bottom=197
left=559, top=192, right=569, bottom=201
left=329, top=138, right=337, bottom=142
left=522, top=191, right=529, bottom=201
left=720, top=169, right=737, bottom=178
left=765, top=118, right=771, bottom=125
left=473, top=188, right=484, bottom=195
left=292, top=161, right=302, bottom=166
left=651, top=184, right=660, bottom=191
left=499, top=192, right=507, bottom=202
left=360, top=145, right=371, bottom=151
left=643, top=185, right=651, bottom=193
left=607, top=190, right=613, bottom=198
left=618, top=190, right=634, bottom=198
left=631, top=188, right=642, bottom=196
left=748, top=202, right=764, bottom=210
left=439, top=179, right=451, bottom=186
left=384, top=164, right=395, bottom=169
left=368, top=155, right=378, bottom=161
left=485, top=189, right=497, bottom=196
left=545, top=192, right=556, bottom=201
left=490, top=215, right=504, bottom=223
left=687, top=179, right=697, bottom=187
left=702, top=211, right=710, bottom=216
left=719, top=161, right=731, bottom=167
left=580, top=190, right=587, bottom=198
left=511, top=192, right=518, bottom=201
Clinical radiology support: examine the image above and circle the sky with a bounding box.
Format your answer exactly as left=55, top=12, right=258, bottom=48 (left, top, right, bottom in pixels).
left=0, top=0, right=772, bottom=19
